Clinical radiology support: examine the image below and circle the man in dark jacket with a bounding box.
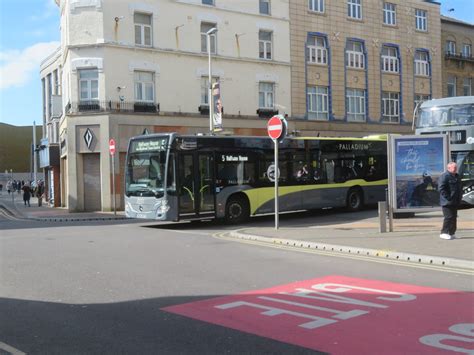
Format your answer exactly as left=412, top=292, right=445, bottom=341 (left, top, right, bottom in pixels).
left=438, top=162, right=463, bottom=240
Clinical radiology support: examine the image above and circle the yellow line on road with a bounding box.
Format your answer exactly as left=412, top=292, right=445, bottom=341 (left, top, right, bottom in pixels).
left=214, top=233, right=474, bottom=276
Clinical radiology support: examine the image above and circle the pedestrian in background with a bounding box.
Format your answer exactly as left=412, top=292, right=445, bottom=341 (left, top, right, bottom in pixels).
left=36, top=180, right=44, bottom=207
left=439, top=162, right=463, bottom=240
left=22, top=183, right=31, bottom=207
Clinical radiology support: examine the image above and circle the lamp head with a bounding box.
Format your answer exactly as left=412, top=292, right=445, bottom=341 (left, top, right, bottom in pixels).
left=206, top=27, right=217, bottom=35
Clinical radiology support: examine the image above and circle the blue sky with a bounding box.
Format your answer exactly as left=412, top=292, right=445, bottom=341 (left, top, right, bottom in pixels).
left=0, top=0, right=473, bottom=127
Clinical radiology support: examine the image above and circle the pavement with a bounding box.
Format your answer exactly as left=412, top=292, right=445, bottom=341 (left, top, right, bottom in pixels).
left=0, top=192, right=126, bottom=221
left=1, top=191, right=473, bottom=270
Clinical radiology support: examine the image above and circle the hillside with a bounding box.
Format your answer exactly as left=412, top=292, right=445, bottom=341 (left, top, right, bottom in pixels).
left=0, top=123, right=43, bottom=173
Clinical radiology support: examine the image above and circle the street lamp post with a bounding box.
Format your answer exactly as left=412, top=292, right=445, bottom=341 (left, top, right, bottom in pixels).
left=206, top=27, right=217, bottom=133
left=10, top=169, right=13, bottom=203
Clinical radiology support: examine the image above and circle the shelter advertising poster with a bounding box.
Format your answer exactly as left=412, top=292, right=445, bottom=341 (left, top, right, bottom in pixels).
left=390, top=135, right=448, bottom=212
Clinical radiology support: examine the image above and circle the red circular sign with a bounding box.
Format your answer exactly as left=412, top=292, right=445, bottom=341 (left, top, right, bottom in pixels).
left=267, top=116, right=283, bottom=140
left=109, top=138, right=116, bottom=155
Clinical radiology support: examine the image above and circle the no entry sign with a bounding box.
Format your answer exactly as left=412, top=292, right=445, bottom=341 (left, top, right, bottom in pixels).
left=267, top=116, right=284, bottom=140
left=109, top=138, right=116, bottom=155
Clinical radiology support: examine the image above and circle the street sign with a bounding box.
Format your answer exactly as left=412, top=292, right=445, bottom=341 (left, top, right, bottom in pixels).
left=109, top=138, right=116, bottom=155
left=266, top=164, right=280, bottom=182
left=267, top=116, right=284, bottom=140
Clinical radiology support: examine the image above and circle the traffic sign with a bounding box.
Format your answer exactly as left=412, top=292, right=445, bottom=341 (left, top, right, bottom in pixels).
left=267, top=116, right=284, bottom=140
left=109, top=138, right=116, bottom=155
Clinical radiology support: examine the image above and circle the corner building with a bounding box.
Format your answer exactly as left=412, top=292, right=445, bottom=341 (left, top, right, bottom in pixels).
left=44, top=0, right=291, bottom=212
left=289, top=0, right=442, bottom=136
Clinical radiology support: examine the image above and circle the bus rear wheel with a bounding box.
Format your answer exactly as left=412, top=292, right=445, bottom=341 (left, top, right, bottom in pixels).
left=346, top=188, right=364, bottom=212
left=225, top=196, right=250, bottom=224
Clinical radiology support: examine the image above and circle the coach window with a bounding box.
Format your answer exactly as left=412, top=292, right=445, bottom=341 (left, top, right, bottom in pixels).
left=217, top=153, right=256, bottom=186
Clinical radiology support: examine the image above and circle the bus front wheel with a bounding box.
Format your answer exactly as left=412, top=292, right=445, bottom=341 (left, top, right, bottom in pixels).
left=346, top=188, right=364, bottom=212
left=225, top=196, right=250, bottom=224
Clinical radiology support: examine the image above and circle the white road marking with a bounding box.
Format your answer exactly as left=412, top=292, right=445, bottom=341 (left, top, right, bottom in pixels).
left=0, top=342, right=26, bottom=355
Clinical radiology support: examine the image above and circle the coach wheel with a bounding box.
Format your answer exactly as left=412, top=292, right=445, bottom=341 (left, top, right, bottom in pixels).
left=225, top=196, right=250, bottom=224
left=346, top=188, right=364, bottom=212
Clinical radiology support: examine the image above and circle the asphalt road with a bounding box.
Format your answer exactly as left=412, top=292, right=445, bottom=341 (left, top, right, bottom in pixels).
left=1, top=216, right=473, bottom=354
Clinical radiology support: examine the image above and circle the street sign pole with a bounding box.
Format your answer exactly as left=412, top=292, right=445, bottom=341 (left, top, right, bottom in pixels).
left=109, top=138, right=116, bottom=215
left=267, top=115, right=286, bottom=230
left=112, top=154, right=116, bottom=216
left=274, top=138, right=279, bottom=230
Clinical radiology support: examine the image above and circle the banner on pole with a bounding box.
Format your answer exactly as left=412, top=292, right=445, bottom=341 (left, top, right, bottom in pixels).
left=212, top=82, right=223, bottom=132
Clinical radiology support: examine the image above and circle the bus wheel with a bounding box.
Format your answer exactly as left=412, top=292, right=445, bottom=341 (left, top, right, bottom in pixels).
left=225, top=196, right=250, bottom=224
left=346, top=188, right=364, bottom=212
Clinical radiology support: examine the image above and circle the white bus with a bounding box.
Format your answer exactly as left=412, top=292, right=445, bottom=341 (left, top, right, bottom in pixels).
left=414, top=96, right=474, bottom=206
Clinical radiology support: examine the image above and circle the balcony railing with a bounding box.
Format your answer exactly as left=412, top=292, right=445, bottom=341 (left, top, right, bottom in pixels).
left=66, top=101, right=160, bottom=114
left=445, top=51, right=474, bottom=63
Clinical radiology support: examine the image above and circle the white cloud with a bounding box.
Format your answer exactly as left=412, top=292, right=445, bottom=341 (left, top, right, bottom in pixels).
left=0, top=42, right=60, bottom=90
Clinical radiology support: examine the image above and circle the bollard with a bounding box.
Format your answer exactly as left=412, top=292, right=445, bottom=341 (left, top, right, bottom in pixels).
left=378, top=201, right=387, bottom=233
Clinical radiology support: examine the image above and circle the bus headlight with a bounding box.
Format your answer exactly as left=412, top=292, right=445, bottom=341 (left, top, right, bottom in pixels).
left=159, top=199, right=170, bottom=213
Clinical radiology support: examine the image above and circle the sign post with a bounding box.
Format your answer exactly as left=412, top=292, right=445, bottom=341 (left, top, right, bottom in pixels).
left=109, top=138, right=116, bottom=216
left=267, top=116, right=286, bottom=230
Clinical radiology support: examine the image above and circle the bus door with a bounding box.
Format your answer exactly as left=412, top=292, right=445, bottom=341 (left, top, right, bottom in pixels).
left=178, top=153, right=216, bottom=219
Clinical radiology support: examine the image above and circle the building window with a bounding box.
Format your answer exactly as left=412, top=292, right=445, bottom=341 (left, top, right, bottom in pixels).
left=346, top=89, right=366, bottom=122
left=309, top=0, right=324, bottom=13
left=201, top=22, right=217, bottom=54
left=463, top=78, right=472, bottom=96
left=260, top=0, right=270, bottom=15
left=307, top=86, right=328, bottom=120
left=382, top=92, right=400, bottom=123
left=307, top=35, right=327, bottom=65
left=414, top=94, right=430, bottom=108
left=383, top=3, right=396, bottom=25
left=446, top=40, right=456, bottom=55
left=134, top=71, right=154, bottom=103
left=79, top=69, right=99, bottom=102
left=462, top=44, right=472, bottom=58
left=259, top=30, right=273, bottom=60
left=415, top=9, right=427, bottom=31
left=414, top=51, right=429, bottom=76
left=202, top=0, right=214, bottom=5
left=381, top=46, right=399, bottom=73
left=346, top=40, right=364, bottom=69
left=134, top=13, right=152, bottom=47
left=42, top=78, right=46, bottom=119
left=348, top=0, right=362, bottom=19
left=201, top=76, right=219, bottom=105
left=447, top=75, right=456, bottom=97
left=259, top=82, right=274, bottom=109
left=53, top=69, right=60, bottom=95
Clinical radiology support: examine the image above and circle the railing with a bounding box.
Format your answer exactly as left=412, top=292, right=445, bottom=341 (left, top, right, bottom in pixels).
left=445, top=52, right=474, bottom=63
left=66, top=101, right=160, bottom=114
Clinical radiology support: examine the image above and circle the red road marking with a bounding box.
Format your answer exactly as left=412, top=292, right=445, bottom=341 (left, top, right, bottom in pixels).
left=162, top=276, right=474, bottom=354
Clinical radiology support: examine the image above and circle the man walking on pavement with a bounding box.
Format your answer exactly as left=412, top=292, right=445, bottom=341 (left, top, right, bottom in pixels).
left=439, top=162, right=463, bottom=240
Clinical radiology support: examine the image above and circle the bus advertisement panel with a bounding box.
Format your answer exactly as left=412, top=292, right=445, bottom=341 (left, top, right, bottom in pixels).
left=389, top=134, right=448, bottom=212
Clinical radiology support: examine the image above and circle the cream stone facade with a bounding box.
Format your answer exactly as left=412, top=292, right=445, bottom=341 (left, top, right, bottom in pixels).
left=39, top=47, right=62, bottom=207
left=441, top=16, right=474, bottom=98
left=45, top=0, right=292, bottom=211
left=289, top=0, right=442, bottom=136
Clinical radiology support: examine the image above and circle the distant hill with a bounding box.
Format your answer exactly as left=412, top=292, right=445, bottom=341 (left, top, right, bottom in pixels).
left=0, top=123, right=42, bottom=173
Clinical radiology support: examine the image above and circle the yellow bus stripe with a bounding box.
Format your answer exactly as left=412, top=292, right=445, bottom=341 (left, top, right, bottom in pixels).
left=243, top=179, right=388, bottom=215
